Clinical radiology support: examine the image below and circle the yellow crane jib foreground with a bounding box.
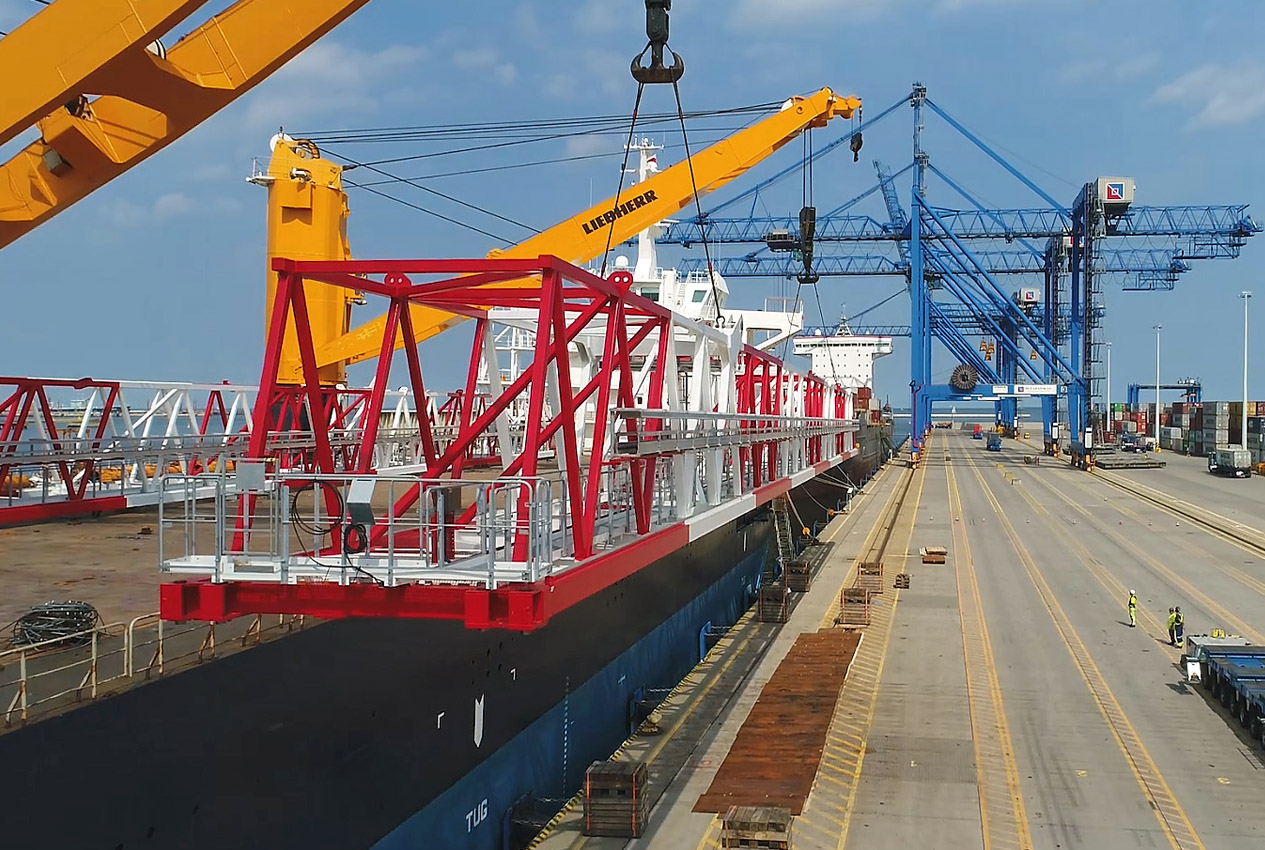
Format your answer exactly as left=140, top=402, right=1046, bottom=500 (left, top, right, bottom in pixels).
left=0, top=0, right=371, bottom=250
left=306, top=86, right=862, bottom=374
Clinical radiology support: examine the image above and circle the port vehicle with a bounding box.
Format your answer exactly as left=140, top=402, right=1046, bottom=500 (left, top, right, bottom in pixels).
left=1185, top=635, right=1265, bottom=744
left=986, top=433, right=1002, bottom=451
left=973, top=424, right=983, bottom=439
left=1120, top=433, right=1154, bottom=453
left=1208, top=447, right=1253, bottom=478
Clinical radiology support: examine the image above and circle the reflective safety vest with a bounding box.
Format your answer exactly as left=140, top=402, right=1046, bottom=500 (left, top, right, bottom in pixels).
left=1128, top=594, right=1137, bottom=609
left=1174, top=612, right=1184, bottom=629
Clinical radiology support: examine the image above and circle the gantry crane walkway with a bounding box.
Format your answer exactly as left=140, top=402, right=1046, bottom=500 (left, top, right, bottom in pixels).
left=535, top=430, right=1265, bottom=850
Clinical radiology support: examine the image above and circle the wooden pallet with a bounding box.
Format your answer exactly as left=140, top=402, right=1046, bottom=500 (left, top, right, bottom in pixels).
left=894, top=572, right=911, bottom=589
left=721, top=805, right=793, bottom=849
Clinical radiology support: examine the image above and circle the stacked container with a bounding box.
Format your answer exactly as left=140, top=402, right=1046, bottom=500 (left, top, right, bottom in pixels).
left=1203, top=401, right=1230, bottom=452
left=1249, top=416, right=1264, bottom=465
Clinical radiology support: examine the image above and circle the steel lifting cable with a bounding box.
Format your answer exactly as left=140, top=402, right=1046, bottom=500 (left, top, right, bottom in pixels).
left=670, top=78, right=725, bottom=313
left=599, top=82, right=647, bottom=278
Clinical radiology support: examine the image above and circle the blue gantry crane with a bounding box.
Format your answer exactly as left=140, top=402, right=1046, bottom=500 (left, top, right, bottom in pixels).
left=656, top=83, right=1259, bottom=462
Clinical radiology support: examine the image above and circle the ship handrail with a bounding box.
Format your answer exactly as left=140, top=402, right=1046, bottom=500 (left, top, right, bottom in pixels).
left=1, top=611, right=307, bottom=730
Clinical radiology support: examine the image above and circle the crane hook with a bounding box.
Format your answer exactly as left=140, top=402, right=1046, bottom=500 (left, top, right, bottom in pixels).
left=631, top=0, right=685, bottom=84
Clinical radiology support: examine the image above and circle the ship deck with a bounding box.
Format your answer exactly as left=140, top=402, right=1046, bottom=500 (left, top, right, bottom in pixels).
left=0, top=506, right=168, bottom=628
left=535, top=428, right=1265, bottom=850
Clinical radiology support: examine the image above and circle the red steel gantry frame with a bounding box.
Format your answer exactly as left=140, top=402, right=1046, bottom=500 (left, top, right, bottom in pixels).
left=159, top=255, right=856, bottom=629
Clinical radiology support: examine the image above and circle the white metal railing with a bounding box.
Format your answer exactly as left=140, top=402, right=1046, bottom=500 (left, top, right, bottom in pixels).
left=159, top=473, right=558, bottom=588
left=0, top=612, right=306, bottom=728
left=612, top=408, right=856, bottom=455
left=156, top=409, right=859, bottom=588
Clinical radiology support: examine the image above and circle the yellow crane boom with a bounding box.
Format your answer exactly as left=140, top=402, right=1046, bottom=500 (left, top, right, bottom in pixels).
left=308, top=86, right=861, bottom=372
left=0, top=0, right=371, bottom=250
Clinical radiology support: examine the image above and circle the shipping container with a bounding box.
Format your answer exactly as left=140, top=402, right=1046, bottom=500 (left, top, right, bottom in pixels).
left=1209, top=447, right=1253, bottom=477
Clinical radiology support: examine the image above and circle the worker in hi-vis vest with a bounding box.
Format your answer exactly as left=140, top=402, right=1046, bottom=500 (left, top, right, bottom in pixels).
left=1173, top=606, right=1185, bottom=646
left=1167, top=608, right=1177, bottom=645
left=1127, top=589, right=1137, bottom=628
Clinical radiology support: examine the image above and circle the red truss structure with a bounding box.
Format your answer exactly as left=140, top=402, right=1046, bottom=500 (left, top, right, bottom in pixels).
left=160, top=255, right=857, bottom=630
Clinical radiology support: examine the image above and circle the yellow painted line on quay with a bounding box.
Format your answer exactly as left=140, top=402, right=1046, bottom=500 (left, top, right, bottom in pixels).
left=688, top=460, right=914, bottom=850
left=1027, top=468, right=1265, bottom=646
left=946, top=459, right=1033, bottom=850
left=961, top=449, right=1207, bottom=850
left=693, top=460, right=920, bottom=849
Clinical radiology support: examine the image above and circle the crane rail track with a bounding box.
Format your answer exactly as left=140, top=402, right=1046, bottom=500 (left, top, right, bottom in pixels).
left=1090, top=469, right=1265, bottom=559
left=859, top=453, right=918, bottom=565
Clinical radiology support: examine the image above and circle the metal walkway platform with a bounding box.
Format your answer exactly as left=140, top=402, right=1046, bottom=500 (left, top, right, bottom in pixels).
left=538, top=430, right=1265, bottom=849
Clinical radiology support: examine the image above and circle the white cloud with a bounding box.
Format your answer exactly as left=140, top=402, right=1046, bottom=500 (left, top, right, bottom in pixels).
left=453, top=47, right=498, bottom=70
left=729, top=0, right=887, bottom=28
left=451, top=47, right=517, bottom=85
left=727, top=0, right=1033, bottom=28
left=242, top=41, right=428, bottom=130
left=99, top=199, right=149, bottom=229
left=1152, top=63, right=1265, bottom=128
left=514, top=3, right=546, bottom=46
left=153, top=192, right=194, bottom=220
left=543, top=48, right=626, bottom=101
left=191, top=163, right=233, bottom=182
left=209, top=197, right=244, bottom=215
left=934, top=0, right=1019, bottom=11
left=565, top=135, right=613, bottom=158
left=574, top=1, right=620, bottom=33
left=1115, top=51, right=1160, bottom=79
left=1059, top=51, right=1160, bottom=85
left=99, top=192, right=234, bottom=227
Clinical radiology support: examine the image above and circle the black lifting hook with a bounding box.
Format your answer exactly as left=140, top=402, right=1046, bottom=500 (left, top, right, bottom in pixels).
left=631, top=0, right=685, bottom=84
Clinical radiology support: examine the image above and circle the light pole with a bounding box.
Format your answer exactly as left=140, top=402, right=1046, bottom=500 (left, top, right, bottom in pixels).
left=1154, top=324, right=1162, bottom=448
left=1243, top=291, right=1252, bottom=449
left=1105, top=341, right=1112, bottom=438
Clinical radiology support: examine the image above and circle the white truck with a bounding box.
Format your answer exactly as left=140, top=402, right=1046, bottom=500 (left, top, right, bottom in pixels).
left=1208, top=447, right=1253, bottom=478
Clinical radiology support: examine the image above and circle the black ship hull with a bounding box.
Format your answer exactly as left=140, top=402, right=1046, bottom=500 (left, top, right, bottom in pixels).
left=0, top=448, right=885, bottom=850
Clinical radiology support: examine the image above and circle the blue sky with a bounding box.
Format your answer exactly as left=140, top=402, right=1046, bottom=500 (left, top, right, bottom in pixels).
left=1, top=0, right=1262, bottom=408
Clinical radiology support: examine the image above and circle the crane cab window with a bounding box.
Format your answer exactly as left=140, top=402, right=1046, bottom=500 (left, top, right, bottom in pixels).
left=639, top=288, right=660, bottom=302
left=691, top=290, right=707, bottom=303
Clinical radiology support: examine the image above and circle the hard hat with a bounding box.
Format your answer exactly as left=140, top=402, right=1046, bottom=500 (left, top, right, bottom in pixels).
left=1129, top=589, right=1135, bottom=595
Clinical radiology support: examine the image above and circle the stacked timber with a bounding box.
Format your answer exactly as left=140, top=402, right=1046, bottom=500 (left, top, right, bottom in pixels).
left=582, top=761, right=648, bottom=838
left=720, top=805, right=793, bottom=849
left=920, top=546, right=947, bottom=564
